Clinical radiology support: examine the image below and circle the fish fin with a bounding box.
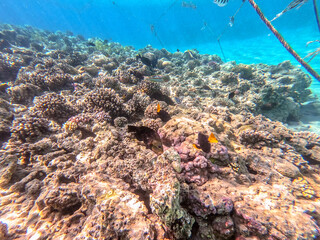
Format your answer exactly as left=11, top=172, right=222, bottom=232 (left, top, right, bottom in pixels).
left=193, top=144, right=202, bottom=150
left=208, top=133, right=218, bottom=143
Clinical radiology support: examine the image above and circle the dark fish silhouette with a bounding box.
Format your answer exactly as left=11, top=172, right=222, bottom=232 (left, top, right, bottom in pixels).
left=228, top=91, right=235, bottom=99
left=87, top=42, right=95, bottom=47
left=174, top=97, right=181, bottom=104
left=128, top=125, right=163, bottom=154
left=198, top=132, right=211, bottom=153
left=193, top=132, right=219, bottom=153
left=203, top=85, right=212, bottom=90
left=136, top=54, right=157, bottom=68
left=157, top=103, right=171, bottom=122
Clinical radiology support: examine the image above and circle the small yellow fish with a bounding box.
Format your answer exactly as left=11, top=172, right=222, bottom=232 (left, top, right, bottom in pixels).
left=208, top=133, right=218, bottom=143
left=157, top=103, right=161, bottom=113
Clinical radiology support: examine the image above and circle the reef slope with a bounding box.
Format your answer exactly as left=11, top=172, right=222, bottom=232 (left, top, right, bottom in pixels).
left=0, top=24, right=320, bottom=240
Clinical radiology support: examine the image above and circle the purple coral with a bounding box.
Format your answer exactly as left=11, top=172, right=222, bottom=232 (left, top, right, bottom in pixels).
left=216, top=198, right=234, bottom=215
left=210, top=144, right=229, bottom=162
left=180, top=155, right=220, bottom=185
left=234, top=208, right=268, bottom=236
left=185, top=192, right=217, bottom=218
left=212, top=215, right=235, bottom=238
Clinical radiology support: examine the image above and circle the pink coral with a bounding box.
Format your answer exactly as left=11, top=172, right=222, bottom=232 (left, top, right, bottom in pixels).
left=180, top=155, right=220, bottom=185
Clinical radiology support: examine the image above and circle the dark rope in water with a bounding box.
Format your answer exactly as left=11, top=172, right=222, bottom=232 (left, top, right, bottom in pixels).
left=155, top=0, right=180, bottom=25
left=217, top=0, right=246, bottom=62
left=111, top=0, right=180, bottom=49
left=150, top=0, right=180, bottom=48
left=150, top=24, right=165, bottom=48
left=247, top=0, right=320, bottom=82
left=217, top=39, right=227, bottom=62
left=313, top=0, right=320, bottom=32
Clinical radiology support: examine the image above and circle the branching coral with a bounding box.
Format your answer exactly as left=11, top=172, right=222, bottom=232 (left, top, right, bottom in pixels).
left=82, top=88, right=125, bottom=119
left=0, top=52, right=25, bottom=82
left=31, top=93, right=76, bottom=123
left=16, top=63, right=72, bottom=90
left=11, top=117, right=49, bottom=142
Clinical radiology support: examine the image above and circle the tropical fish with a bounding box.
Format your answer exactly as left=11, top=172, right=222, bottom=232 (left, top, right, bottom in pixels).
left=193, top=132, right=219, bottom=153
left=214, top=0, right=229, bottom=7
left=208, top=133, right=218, bottom=143
left=128, top=125, right=163, bottom=154
left=271, top=0, right=308, bottom=21
left=136, top=54, right=157, bottom=68
left=229, top=16, right=235, bottom=27
left=238, top=124, right=256, bottom=133
left=182, top=1, right=197, bottom=9
left=156, top=103, right=171, bottom=122
left=184, top=50, right=196, bottom=59
left=197, top=132, right=211, bottom=153
left=157, top=103, right=161, bottom=113
left=145, top=75, right=169, bottom=83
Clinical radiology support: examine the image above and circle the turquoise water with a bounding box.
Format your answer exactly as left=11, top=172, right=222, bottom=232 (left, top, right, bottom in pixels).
left=1, top=0, right=320, bottom=113
left=0, top=1, right=318, bottom=71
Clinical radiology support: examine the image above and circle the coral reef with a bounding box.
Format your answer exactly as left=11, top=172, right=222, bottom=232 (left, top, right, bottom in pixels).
left=0, top=52, right=25, bottom=82
left=11, top=117, right=49, bottom=142
left=31, top=92, right=76, bottom=123
left=16, top=59, right=73, bottom=91
left=1, top=23, right=320, bottom=240
left=81, top=88, right=125, bottom=119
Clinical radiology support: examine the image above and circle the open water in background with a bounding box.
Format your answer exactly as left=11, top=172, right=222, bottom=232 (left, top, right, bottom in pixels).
left=0, top=0, right=320, bottom=117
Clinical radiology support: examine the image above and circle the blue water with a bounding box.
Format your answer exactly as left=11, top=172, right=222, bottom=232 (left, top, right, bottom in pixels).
left=1, top=0, right=319, bottom=92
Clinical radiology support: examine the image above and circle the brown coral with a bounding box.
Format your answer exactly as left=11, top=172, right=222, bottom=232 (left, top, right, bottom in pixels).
left=16, top=63, right=72, bottom=90
left=82, top=88, right=125, bottom=119
left=0, top=52, right=24, bottom=82
left=31, top=92, right=76, bottom=123
left=11, top=117, right=49, bottom=142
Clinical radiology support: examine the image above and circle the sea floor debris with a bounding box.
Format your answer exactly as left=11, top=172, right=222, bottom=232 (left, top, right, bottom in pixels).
left=1, top=23, right=320, bottom=239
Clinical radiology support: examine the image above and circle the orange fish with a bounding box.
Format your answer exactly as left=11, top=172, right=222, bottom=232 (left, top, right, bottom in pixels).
left=156, top=103, right=171, bottom=122
left=193, top=144, right=202, bottom=150
left=194, top=132, right=219, bottom=153
left=208, top=133, right=218, bottom=143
